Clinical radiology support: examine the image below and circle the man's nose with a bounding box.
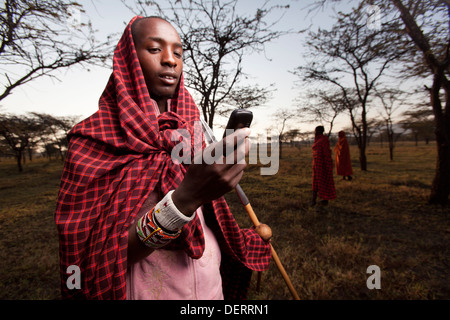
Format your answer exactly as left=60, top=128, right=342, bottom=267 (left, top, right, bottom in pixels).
left=161, top=50, right=177, bottom=67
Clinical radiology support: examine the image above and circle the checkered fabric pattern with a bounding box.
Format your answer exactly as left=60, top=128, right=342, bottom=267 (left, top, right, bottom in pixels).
left=312, top=135, right=337, bottom=200
left=55, top=16, right=271, bottom=300
left=335, top=132, right=353, bottom=176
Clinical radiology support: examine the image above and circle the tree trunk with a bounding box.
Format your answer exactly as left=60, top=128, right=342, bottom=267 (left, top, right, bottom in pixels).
left=359, top=144, right=367, bottom=171
left=16, top=152, right=23, bottom=172
left=361, top=104, right=368, bottom=170
left=428, top=75, right=450, bottom=205
left=429, top=142, right=450, bottom=205
left=28, top=146, right=33, bottom=161
left=388, top=131, right=395, bottom=161
left=279, top=135, right=283, bottom=159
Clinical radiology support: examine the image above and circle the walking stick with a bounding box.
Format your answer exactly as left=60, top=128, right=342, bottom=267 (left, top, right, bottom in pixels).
left=198, top=117, right=300, bottom=300
left=235, top=185, right=301, bottom=300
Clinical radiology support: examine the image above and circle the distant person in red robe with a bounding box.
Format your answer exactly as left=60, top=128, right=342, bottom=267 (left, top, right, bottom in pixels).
left=334, top=131, right=353, bottom=181
left=311, top=126, right=336, bottom=206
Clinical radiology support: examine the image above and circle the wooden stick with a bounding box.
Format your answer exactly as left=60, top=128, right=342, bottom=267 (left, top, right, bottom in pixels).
left=235, top=185, right=300, bottom=300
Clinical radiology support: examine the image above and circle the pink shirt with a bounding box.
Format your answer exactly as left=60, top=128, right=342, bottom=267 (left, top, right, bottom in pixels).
left=126, top=204, right=223, bottom=300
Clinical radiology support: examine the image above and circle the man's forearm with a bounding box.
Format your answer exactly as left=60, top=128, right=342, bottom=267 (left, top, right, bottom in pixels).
left=127, top=212, right=155, bottom=266
left=127, top=190, right=196, bottom=265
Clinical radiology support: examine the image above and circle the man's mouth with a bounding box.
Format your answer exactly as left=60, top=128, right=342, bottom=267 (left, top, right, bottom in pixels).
left=159, top=73, right=178, bottom=85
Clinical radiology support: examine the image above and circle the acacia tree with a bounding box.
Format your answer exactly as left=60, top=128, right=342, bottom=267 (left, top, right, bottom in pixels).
left=374, top=88, right=405, bottom=161
left=220, top=83, right=274, bottom=115
left=0, top=0, right=113, bottom=102
left=283, top=129, right=302, bottom=147
left=31, top=112, right=79, bottom=161
left=123, top=0, right=289, bottom=127
left=270, top=108, right=295, bottom=159
left=388, top=0, right=450, bottom=205
left=0, top=113, right=43, bottom=171
left=400, top=108, right=434, bottom=145
left=296, top=89, right=352, bottom=136
left=294, top=4, right=406, bottom=171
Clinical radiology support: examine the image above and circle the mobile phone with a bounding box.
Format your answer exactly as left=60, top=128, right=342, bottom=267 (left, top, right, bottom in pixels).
left=223, top=109, right=253, bottom=138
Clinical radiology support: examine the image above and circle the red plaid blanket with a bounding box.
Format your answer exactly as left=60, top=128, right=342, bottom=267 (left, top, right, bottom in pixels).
left=312, top=135, right=336, bottom=200
left=55, top=16, right=270, bottom=300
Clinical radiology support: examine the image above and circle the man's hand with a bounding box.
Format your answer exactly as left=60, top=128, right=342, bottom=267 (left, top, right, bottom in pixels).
left=172, top=128, right=251, bottom=216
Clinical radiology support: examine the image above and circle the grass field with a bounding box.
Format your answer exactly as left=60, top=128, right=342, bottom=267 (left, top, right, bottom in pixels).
left=0, top=142, right=449, bottom=300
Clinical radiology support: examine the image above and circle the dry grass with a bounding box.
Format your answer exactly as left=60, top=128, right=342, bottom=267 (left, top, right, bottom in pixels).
left=0, top=141, right=449, bottom=300
left=0, top=159, right=62, bottom=299
left=225, top=142, right=450, bottom=300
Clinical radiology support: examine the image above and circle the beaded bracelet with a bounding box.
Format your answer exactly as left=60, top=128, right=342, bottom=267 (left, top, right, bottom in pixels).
left=136, top=205, right=182, bottom=248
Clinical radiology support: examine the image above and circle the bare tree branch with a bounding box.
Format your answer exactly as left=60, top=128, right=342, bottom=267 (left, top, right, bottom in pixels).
left=123, top=0, right=294, bottom=127
left=0, top=0, right=114, bottom=102
left=293, top=4, right=405, bottom=170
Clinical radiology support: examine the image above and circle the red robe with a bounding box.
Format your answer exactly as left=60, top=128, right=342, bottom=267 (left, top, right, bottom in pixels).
left=335, top=131, right=353, bottom=176
left=312, top=134, right=336, bottom=200
left=54, top=16, right=270, bottom=300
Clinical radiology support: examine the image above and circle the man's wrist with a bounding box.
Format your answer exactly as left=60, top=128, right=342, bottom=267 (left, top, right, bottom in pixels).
left=155, top=190, right=196, bottom=231
left=135, top=190, right=196, bottom=248
left=171, top=187, right=200, bottom=217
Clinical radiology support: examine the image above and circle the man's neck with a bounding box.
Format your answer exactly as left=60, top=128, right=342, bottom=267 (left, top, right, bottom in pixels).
left=156, top=100, right=167, bottom=114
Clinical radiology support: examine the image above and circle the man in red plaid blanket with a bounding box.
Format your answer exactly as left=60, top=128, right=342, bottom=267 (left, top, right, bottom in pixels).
left=311, top=126, right=336, bottom=206
left=55, top=16, right=271, bottom=300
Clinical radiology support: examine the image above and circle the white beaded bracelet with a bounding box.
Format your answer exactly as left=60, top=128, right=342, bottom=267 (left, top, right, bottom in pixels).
left=154, top=190, right=195, bottom=232
left=136, top=190, right=196, bottom=248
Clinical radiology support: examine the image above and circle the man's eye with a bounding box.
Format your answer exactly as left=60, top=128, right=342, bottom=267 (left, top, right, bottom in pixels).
left=174, top=51, right=182, bottom=58
left=147, top=48, right=161, bottom=53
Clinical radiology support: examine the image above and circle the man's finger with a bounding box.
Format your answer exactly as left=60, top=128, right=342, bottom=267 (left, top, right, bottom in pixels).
left=222, top=128, right=251, bottom=160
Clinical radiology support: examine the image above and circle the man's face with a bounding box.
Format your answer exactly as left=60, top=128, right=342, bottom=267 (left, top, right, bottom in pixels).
left=133, top=18, right=183, bottom=104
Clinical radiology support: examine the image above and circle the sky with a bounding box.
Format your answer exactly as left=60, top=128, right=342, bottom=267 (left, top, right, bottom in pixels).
left=0, top=0, right=366, bottom=137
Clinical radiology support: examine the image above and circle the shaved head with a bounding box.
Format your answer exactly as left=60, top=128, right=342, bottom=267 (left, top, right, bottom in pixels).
left=315, top=126, right=325, bottom=135
left=131, top=16, right=171, bottom=46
